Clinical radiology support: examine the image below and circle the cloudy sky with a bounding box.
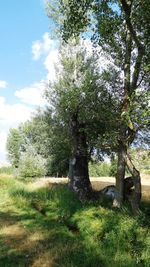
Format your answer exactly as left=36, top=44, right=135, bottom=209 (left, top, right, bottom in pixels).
left=0, top=0, right=58, bottom=164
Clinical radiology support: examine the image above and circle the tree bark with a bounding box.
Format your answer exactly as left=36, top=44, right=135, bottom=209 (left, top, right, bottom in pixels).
left=68, top=113, right=92, bottom=200
left=114, top=10, right=133, bottom=207
left=126, top=153, right=141, bottom=215
left=114, top=141, right=126, bottom=207
left=116, top=1, right=143, bottom=212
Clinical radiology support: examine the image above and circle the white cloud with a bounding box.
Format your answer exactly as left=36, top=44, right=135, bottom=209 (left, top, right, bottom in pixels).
left=15, top=81, right=47, bottom=106
left=32, top=32, right=59, bottom=82
left=0, top=80, right=7, bottom=88
left=32, top=32, right=55, bottom=60
left=32, top=41, right=42, bottom=60
left=0, top=131, right=8, bottom=165
left=0, top=97, right=33, bottom=129
left=44, top=49, right=59, bottom=82
left=0, top=96, right=33, bottom=165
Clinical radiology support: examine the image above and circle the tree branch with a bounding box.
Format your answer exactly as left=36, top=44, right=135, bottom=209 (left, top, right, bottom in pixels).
left=120, top=0, right=144, bottom=50
left=127, top=127, right=137, bottom=145
left=137, top=69, right=150, bottom=88
left=120, top=0, right=145, bottom=90
left=131, top=48, right=144, bottom=90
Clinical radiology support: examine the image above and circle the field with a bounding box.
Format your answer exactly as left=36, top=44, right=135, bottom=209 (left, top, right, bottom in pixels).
left=0, top=175, right=150, bottom=267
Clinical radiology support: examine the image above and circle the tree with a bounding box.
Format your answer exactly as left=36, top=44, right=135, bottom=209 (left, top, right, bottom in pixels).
left=21, top=109, right=72, bottom=177
left=6, top=109, right=71, bottom=177
left=47, top=0, right=150, bottom=212
left=47, top=40, right=112, bottom=198
left=43, top=108, right=72, bottom=177
left=6, top=128, right=24, bottom=168
left=19, top=109, right=51, bottom=159
left=18, top=145, right=46, bottom=178
left=45, top=40, right=117, bottom=199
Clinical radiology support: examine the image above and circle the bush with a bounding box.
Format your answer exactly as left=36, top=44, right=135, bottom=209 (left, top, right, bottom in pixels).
left=89, top=162, right=111, bottom=177
left=109, top=159, right=117, bottom=177
left=18, top=146, right=47, bottom=178
left=46, top=155, right=69, bottom=177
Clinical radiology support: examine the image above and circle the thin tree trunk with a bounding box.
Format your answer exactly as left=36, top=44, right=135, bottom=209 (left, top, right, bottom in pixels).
left=114, top=13, right=132, bottom=207
left=114, top=142, right=126, bottom=207
left=68, top=113, right=92, bottom=200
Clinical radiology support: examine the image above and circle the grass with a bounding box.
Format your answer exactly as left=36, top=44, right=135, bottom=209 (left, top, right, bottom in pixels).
left=0, top=166, right=15, bottom=175
left=0, top=175, right=150, bottom=266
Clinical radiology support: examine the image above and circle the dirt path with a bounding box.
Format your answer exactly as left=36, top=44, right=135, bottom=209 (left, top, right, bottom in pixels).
left=30, top=174, right=150, bottom=190
left=91, top=174, right=150, bottom=186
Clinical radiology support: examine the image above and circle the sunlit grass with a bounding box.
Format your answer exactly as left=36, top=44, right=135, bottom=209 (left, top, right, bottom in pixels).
left=0, top=175, right=150, bottom=266
left=0, top=166, right=15, bottom=175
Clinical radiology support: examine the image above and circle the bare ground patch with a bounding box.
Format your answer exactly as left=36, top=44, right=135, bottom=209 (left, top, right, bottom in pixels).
left=30, top=175, right=150, bottom=199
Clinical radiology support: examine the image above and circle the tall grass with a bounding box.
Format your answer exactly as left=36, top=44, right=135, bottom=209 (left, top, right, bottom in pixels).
left=0, top=165, right=14, bottom=175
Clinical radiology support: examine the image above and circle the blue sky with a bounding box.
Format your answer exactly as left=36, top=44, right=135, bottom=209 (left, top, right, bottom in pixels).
left=0, top=0, right=50, bottom=102
left=0, top=0, right=59, bottom=164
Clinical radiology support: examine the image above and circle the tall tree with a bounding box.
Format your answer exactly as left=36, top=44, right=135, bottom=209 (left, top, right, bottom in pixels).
left=45, top=40, right=116, bottom=199
left=47, top=0, right=150, bottom=212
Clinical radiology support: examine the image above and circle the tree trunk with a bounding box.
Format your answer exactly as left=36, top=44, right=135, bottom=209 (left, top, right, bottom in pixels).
left=114, top=143, right=126, bottom=207
left=120, top=0, right=143, bottom=214
left=68, top=113, right=92, bottom=200
left=114, top=16, right=132, bottom=208
left=126, top=154, right=141, bottom=215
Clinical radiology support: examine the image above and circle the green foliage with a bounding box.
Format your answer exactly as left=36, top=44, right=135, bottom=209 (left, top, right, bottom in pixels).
left=44, top=114, right=71, bottom=176
left=6, top=109, right=71, bottom=177
left=129, top=148, right=150, bottom=174
left=89, top=162, right=111, bottom=177
left=19, top=110, right=52, bottom=158
left=47, top=0, right=150, bottom=154
left=46, top=0, right=93, bottom=40
left=89, top=159, right=118, bottom=177
left=18, top=146, right=47, bottom=178
left=109, top=158, right=117, bottom=177
left=6, top=128, right=24, bottom=167
left=89, top=149, right=150, bottom=177
left=45, top=40, right=118, bottom=169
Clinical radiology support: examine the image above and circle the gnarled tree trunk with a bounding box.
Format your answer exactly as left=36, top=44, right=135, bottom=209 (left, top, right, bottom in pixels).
left=119, top=0, right=143, bottom=213
left=115, top=142, right=142, bottom=214
left=68, top=113, right=92, bottom=200
left=126, top=153, right=141, bottom=215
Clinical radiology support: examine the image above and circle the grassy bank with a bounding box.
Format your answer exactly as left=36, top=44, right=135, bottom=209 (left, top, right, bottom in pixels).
left=0, top=175, right=150, bottom=267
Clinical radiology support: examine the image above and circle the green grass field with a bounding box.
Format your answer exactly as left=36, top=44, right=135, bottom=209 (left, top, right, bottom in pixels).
left=0, top=174, right=150, bottom=267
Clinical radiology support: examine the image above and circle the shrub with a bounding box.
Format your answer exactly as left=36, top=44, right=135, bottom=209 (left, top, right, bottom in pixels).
left=18, top=146, right=47, bottom=178
left=109, top=159, right=117, bottom=177
left=89, top=162, right=111, bottom=177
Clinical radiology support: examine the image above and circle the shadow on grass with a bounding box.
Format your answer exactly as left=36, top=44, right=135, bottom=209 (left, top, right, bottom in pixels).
left=139, top=198, right=150, bottom=228
left=0, top=209, right=107, bottom=267
left=0, top=183, right=150, bottom=267
left=0, top=185, right=116, bottom=267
